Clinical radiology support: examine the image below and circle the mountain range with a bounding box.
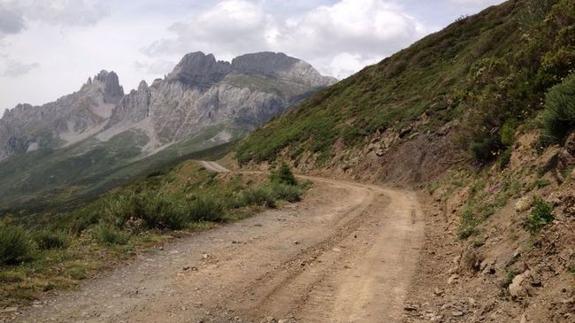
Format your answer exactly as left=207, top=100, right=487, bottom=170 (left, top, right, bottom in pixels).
left=0, top=51, right=335, bottom=209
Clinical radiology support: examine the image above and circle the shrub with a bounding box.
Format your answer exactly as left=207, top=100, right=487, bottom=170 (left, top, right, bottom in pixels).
left=470, top=137, right=500, bottom=164
left=240, top=187, right=277, bottom=208
left=66, top=266, right=88, bottom=280
left=500, top=120, right=517, bottom=147
left=270, top=163, right=298, bottom=186
left=525, top=197, right=554, bottom=233
left=0, top=225, right=34, bottom=265
left=188, top=197, right=224, bottom=222
left=69, top=208, right=101, bottom=235
left=33, top=230, right=68, bottom=250
left=100, top=193, right=138, bottom=228
left=498, top=148, right=512, bottom=169
left=133, top=193, right=189, bottom=230
left=458, top=208, right=479, bottom=240
left=542, top=74, right=575, bottom=144
left=501, top=270, right=519, bottom=289
left=93, top=224, right=130, bottom=246
left=534, top=178, right=551, bottom=189
left=270, top=183, right=303, bottom=203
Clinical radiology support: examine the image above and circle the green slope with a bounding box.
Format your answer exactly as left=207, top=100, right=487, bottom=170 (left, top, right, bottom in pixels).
left=237, top=0, right=574, bottom=169
left=0, top=126, right=240, bottom=212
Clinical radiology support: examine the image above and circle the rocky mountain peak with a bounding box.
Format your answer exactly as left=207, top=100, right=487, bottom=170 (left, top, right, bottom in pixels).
left=166, top=51, right=336, bottom=89
left=82, top=70, right=125, bottom=104
left=232, top=52, right=336, bottom=87
left=2, top=103, right=34, bottom=121
left=231, top=52, right=299, bottom=76
left=138, top=80, right=149, bottom=91
left=167, top=51, right=232, bottom=87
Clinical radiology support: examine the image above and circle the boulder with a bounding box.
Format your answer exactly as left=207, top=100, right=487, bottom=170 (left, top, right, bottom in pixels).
left=509, top=270, right=531, bottom=299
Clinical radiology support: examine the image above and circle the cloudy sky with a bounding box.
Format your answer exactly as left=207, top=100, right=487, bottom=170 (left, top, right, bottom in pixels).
left=0, top=0, right=504, bottom=113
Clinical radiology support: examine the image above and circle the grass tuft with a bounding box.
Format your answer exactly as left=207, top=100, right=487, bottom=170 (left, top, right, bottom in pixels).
left=33, top=230, right=68, bottom=250
left=93, top=224, right=130, bottom=246
left=0, top=225, right=34, bottom=266
left=525, top=197, right=554, bottom=233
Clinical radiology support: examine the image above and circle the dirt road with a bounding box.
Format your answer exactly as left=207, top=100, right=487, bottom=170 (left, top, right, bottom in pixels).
left=17, top=164, right=424, bottom=323
left=199, top=161, right=231, bottom=173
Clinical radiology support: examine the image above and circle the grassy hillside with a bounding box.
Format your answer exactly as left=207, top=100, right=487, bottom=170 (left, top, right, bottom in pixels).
left=0, top=125, right=244, bottom=213
left=237, top=0, right=574, bottom=173
left=0, top=161, right=306, bottom=308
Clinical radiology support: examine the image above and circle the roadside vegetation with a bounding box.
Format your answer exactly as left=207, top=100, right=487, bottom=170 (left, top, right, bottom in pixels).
left=0, top=161, right=307, bottom=308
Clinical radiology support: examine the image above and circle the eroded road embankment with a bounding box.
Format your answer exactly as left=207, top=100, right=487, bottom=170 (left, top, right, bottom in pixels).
left=17, top=164, right=424, bottom=323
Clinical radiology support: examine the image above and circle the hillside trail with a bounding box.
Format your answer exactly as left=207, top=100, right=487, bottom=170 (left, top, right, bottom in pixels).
left=16, top=162, right=425, bottom=323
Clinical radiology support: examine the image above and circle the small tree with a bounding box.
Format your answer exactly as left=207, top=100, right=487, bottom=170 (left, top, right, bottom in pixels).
left=270, top=163, right=297, bottom=186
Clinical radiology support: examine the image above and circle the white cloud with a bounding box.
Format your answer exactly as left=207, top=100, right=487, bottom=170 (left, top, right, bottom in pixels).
left=0, top=3, right=25, bottom=36
left=277, top=0, right=425, bottom=56
left=145, top=0, right=272, bottom=57
left=448, top=0, right=502, bottom=4
left=144, top=0, right=428, bottom=79
left=134, top=59, right=175, bottom=76
left=327, top=53, right=382, bottom=79
left=1, top=58, right=39, bottom=77
left=1, top=0, right=109, bottom=28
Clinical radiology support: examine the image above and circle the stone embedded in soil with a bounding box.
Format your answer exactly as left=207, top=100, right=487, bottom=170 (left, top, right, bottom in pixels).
left=509, top=270, right=531, bottom=299
left=515, top=196, right=533, bottom=213
left=448, top=274, right=459, bottom=284
left=1, top=307, right=18, bottom=313
left=452, top=310, right=465, bottom=317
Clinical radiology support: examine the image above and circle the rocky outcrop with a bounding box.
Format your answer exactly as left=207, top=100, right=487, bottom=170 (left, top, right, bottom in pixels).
left=0, top=72, right=125, bottom=158
left=167, top=52, right=232, bottom=87
left=100, top=51, right=337, bottom=151
left=0, top=51, right=335, bottom=162
left=231, top=52, right=337, bottom=87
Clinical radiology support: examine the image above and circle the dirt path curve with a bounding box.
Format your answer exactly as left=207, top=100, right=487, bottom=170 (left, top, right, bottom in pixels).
left=16, top=163, right=424, bottom=323
left=199, top=161, right=231, bottom=173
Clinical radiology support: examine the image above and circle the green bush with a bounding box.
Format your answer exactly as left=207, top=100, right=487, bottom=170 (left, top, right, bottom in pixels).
left=133, top=193, right=190, bottom=230
left=525, top=197, right=554, bottom=233
left=270, top=183, right=303, bottom=203
left=0, top=225, right=34, bottom=265
left=188, top=197, right=224, bottom=222
left=270, top=163, right=298, bottom=186
left=458, top=208, right=479, bottom=240
left=500, top=120, right=517, bottom=147
left=69, top=208, right=101, bottom=235
left=240, top=187, right=277, bottom=208
left=100, top=193, right=138, bottom=228
left=33, top=230, right=68, bottom=250
left=93, top=224, right=130, bottom=246
left=498, top=148, right=512, bottom=169
left=542, top=74, right=575, bottom=144
left=470, top=137, right=500, bottom=164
